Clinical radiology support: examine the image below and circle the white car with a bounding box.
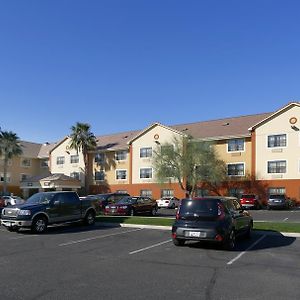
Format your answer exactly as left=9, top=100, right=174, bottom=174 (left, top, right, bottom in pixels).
left=2, top=196, right=25, bottom=206
left=156, top=197, right=180, bottom=209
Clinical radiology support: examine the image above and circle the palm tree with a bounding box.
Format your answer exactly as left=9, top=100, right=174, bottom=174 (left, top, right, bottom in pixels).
left=0, top=130, right=23, bottom=195
left=69, top=122, right=97, bottom=193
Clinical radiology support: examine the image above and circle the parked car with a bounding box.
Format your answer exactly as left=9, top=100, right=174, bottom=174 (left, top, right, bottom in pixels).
left=93, top=192, right=130, bottom=211
left=239, top=194, right=262, bottom=210
left=267, top=194, right=290, bottom=210
left=172, top=197, right=253, bottom=250
left=1, top=191, right=98, bottom=233
left=2, top=196, right=25, bottom=206
left=104, top=196, right=158, bottom=216
left=156, top=196, right=180, bottom=209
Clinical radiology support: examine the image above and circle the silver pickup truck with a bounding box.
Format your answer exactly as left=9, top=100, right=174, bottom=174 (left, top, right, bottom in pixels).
left=1, top=191, right=99, bottom=233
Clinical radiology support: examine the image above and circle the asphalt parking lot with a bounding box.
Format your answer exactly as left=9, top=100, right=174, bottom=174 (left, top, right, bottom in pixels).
left=0, top=222, right=300, bottom=300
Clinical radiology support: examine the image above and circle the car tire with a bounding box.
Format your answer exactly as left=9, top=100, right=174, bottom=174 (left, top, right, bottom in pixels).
left=84, top=210, right=95, bottom=225
left=151, top=207, right=157, bottom=216
left=245, top=222, right=253, bottom=239
left=224, top=230, right=236, bottom=250
left=173, top=238, right=185, bottom=246
left=31, top=216, right=48, bottom=233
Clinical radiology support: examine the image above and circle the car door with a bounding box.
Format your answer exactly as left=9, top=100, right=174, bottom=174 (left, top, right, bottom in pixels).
left=224, top=199, right=244, bottom=233
left=232, top=199, right=250, bottom=233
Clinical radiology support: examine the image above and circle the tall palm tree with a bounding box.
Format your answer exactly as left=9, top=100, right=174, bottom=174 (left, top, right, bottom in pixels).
left=69, top=122, right=97, bottom=193
left=0, top=130, right=23, bottom=195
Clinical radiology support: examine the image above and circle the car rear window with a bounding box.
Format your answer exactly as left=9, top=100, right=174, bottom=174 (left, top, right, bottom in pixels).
left=241, top=194, right=255, bottom=198
left=269, top=194, right=285, bottom=199
left=179, top=199, right=218, bottom=216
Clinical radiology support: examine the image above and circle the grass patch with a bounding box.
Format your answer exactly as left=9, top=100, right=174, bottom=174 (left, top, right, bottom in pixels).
left=96, top=215, right=300, bottom=233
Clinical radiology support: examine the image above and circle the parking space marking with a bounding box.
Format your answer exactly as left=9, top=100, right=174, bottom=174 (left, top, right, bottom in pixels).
left=129, top=239, right=172, bottom=255
left=227, top=235, right=266, bottom=265
left=59, top=228, right=143, bottom=246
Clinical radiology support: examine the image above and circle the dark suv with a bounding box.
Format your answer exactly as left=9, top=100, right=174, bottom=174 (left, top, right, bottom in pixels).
left=172, top=197, right=253, bottom=250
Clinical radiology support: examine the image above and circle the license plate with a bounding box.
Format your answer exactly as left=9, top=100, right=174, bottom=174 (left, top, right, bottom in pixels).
left=186, top=231, right=206, bottom=238
left=274, top=200, right=281, bottom=203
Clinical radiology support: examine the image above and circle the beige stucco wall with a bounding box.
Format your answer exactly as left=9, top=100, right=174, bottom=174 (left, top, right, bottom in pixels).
left=214, top=137, right=252, bottom=176
left=131, top=124, right=182, bottom=184
left=255, top=104, right=300, bottom=180
left=50, top=138, right=85, bottom=186
left=92, top=149, right=130, bottom=185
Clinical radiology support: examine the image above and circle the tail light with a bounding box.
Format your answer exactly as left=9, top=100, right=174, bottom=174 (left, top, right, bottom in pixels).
left=217, top=202, right=225, bottom=220
left=176, top=210, right=180, bottom=220
left=172, top=232, right=177, bottom=239
left=215, top=234, right=223, bottom=241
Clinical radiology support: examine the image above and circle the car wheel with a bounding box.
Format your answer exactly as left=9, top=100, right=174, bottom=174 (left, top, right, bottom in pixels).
left=84, top=210, right=95, bottom=225
left=173, top=238, right=185, bottom=246
left=31, top=216, right=48, bottom=233
left=245, top=222, right=253, bottom=239
left=224, top=230, right=236, bottom=250
left=151, top=207, right=157, bottom=216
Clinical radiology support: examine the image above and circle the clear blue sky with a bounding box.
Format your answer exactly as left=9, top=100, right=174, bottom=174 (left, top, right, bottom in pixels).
left=1, top=0, right=300, bottom=143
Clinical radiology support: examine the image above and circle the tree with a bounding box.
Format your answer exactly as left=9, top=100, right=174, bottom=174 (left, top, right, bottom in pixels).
left=69, top=122, right=97, bottom=193
left=0, top=130, right=23, bottom=194
left=153, top=136, right=227, bottom=197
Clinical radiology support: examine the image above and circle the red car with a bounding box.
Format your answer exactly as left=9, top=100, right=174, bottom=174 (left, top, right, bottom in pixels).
left=239, top=194, right=262, bottom=210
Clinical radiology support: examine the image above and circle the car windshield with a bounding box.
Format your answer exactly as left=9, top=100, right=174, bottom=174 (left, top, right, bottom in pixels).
left=179, top=199, right=218, bottom=216
left=96, top=194, right=109, bottom=201
left=117, top=197, right=137, bottom=205
left=26, top=193, right=56, bottom=205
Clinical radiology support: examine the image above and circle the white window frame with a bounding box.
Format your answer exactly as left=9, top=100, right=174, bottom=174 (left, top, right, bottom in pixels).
left=40, top=159, right=49, bottom=168
left=227, top=162, right=245, bottom=176
left=70, top=155, right=79, bottom=164
left=95, top=153, right=105, bottom=163
left=116, top=169, right=127, bottom=180
left=227, top=138, right=245, bottom=152
left=115, top=150, right=127, bottom=161
left=56, top=156, right=65, bottom=165
left=70, top=172, right=80, bottom=180
left=140, top=189, right=152, bottom=198
left=267, top=134, right=287, bottom=148
left=20, top=173, right=30, bottom=182
left=0, top=173, right=11, bottom=183
left=139, top=167, right=153, bottom=179
left=140, top=147, right=153, bottom=158
left=267, top=160, right=287, bottom=174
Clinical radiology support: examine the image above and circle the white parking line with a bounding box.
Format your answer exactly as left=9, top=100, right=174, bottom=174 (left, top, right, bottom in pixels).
left=227, top=235, right=266, bottom=265
left=129, top=239, right=172, bottom=255
left=59, top=228, right=143, bottom=246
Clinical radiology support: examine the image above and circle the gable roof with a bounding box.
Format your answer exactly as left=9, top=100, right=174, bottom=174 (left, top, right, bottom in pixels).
left=128, top=123, right=184, bottom=144
left=248, top=102, right=300, bottom=131
left=95, top=130, right=140, bottom=151
left=170, top=112, right=272, bottom=140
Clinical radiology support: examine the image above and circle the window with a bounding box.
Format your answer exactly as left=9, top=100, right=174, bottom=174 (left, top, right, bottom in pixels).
left=228, top=139, right=244, bottom=152
left=0, top=173, right=11, bottom=183
left=70, top=172, right=80, bottom=180
left=20, top=174, right=30, bottom=182
left=195, top=189, right=209, bottom=197
left=115, top=150, right=127, bottom=161
left=40, top=159, right=49, bottom=168
left=227, top=163, right=245, bottom=176
left=21, top=158, right=31, bottom=167
left=70, top=155, right=79, bottom=164
left=116, top=169, right=127, bottom=180
left=140, top=190, right=152, bottom=198
left=95, top=171, right=105, bottom=181
left=56, top=156, right=65, bottom=165
left=140, top=168, right=152, bottom=179
left=268, top=160, right=286, bottom=173
left=268, top=134, right=286, bottom=148
left=116, top=190, right=128, bottom=194
left=140, top=147, right=152, bottom=158
left=95, top=153, right=105, bottom=163
left=268, top=187, right=286, bottom=195
left=228, top=188, right=244, bottom=198
left=161, top=189, right=174, bottom=197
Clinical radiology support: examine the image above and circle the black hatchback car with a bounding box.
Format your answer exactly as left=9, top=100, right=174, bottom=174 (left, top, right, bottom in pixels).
left=172, top=197, right=253, bottom=250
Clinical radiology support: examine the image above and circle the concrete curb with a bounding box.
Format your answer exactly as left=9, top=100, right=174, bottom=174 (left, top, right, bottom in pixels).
left=98, top=222, right=300, bottom=237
